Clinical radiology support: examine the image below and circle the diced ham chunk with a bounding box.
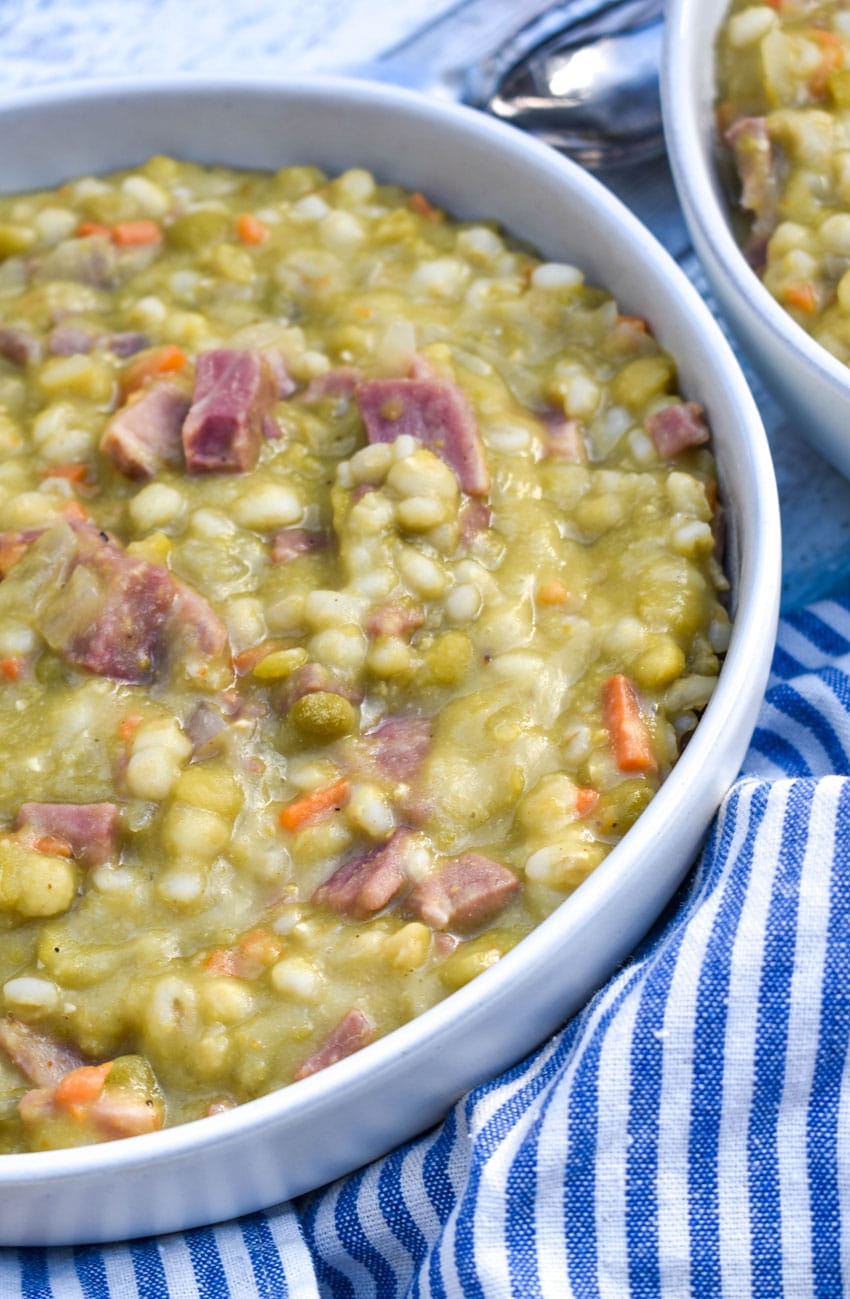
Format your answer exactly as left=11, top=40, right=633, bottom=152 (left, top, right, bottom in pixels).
left=364, top=716, right=432, bottom=784
left=313, top=829, right=413, bottom=919
left=356, top=375, right=490, bottom=495
left=725, top=116, right=781, bottom=257
left=100, top=382, right=189, bottom=480
left=407, top=852, right=520, bottom=932
left=0, top=326, right=40, bottom=368
left=47, top=322, right=96, bottom=356
left=12, top=520, right=228, bottom=684
left=302, top=366, right=362, bottom=403
left=0, top=1018, right=87, bottom=1087
left=365, top=601, right=424, bottom=639
left=104, top=330, right=150, bottom=358
left=293, top=1008, right=375, bottom=1081
left=645, top=401, right=710, bottom=458
left=182, top=349, right=277, bottom=475
left=270, top=528, right=329, bottom=564
left=459, top=498, right=491, bottom=546
left=542, top=414, right=587, bottom=463
left=14, top=802, right=120, bottom=866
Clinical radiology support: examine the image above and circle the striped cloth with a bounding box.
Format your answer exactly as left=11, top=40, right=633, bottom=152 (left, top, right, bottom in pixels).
left=6, top=597, right=850, bottom=1294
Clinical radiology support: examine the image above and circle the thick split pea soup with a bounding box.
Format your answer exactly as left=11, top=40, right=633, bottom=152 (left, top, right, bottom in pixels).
left=0, top=156, right=727, bottom=1152
left=717, top=0, right=850, bottom=359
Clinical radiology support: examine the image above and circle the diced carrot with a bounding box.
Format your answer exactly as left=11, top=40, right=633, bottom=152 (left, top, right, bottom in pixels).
left=537, top=580, right=569, bottom=606
left=32, top=834, right=73, bottom=858
left=54, top=1061, right=113, bottom=1116
left=782, top=280, right=818, bottom=313
left=602, top=674, right=657, bottom=774
left=118, top=712, right=144, bottom=741
left=232, top=640, right=290, bottom=675
left=111, top=219, right=162, bottom=246
left=235, top=212, right=269, bottom=245
left=808, top=29, right=844, bottom=96
left=575, top=787, right=599, bottom=817
left=76, top=221, right=111, bottom=239
left=279, top=778, right=351, bottom=833
left=203, top=929, right=283, bottom=979
left=618, top=314, right=650, bottom=333
left=121, top=343, right=187, bottom=397
left=60, top=500, right=90, bottom=522
left=0, top=657, right=22, bottom=682
left=39, top=463, right=89, bottom=484
left=408, top=191, right=442, bottom=221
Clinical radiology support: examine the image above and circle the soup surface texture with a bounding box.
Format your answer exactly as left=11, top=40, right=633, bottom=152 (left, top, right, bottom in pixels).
left=717, top=0, right=850, bottom=358
left=0, top=158, right=727, bottom=1151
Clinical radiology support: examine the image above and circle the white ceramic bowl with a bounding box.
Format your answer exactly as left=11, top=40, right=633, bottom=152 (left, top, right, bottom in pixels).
left=0, top=76, right=780, bottom=1245
left=663, top=0, right=850, bottom=480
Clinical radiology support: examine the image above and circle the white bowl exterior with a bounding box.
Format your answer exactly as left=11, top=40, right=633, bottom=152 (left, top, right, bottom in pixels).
left=663, top=0, right=850, bottom=479
left=0, top=76, right=781, bottom=1245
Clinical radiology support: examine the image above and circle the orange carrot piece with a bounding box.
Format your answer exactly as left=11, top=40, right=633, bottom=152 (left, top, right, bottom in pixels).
left=204, top=947, right=240, bottom=976
left=232, top=640, right=290, bottom=675
left=809, top=29, right=844, bottom=95
left=111, top=219, right=162, bottom=246
left=279, top=778, right=351, bottom=833
left=118, top=713, right=144, bottom=741
left=121, top=343, right=187, bottom=396
left=783, top=281, right=818, bottom=313
left=32, top=834, right=73, bottom=858
left=60, top=500, right=90, bottom=523
left=618, top=314, right=650, bottom=333
left=54, top=1061, right=113, bottom=1116
left=602, top=674, right=657, bottom=774
left=235, top=212, right=269, bottom=245
left=575, top=787, right=599, bottom=817
left=39, top=463, right=89, bottom=483
left=0, top=657, right=22, bottom=682
left=408, top=191, right=442, bottom=221
left=537, top=580, right=569, bottom=606
left=76, top=221, right=111, bottom=238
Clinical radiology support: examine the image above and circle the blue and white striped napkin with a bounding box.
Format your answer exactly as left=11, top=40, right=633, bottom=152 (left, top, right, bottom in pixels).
left=6, top=593, right=850, bottom=1296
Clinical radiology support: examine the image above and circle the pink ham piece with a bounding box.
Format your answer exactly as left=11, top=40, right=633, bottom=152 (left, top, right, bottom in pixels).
left=0, top=1018, right=87, bottom=1087
left=313, top=829, right=413, bottom=920
left=14, top=802, right=120, bottom=867
left=182, top=349, right=276, bottom=474
left=293, top=1008, right=375, bottom=1082
left=47, top=322, right=96, bottom=356
left=104, top=330, right=150, bottom=358
left=22, top=520, right=227, bottom=683
left=100, top=382, right=189, bottom=480
left=364, top=716, right=432, bottom=784
left=645, top=401, right=710, bottom=458
left=0, top=326, right=40, bottom=368
left=0, top=527, right=44, bottom=578
left=270, top=528, right=329, bottom=564
left=356, top=375, right=490, bottom=495
left=365, top=602, right=424, bottom=640
left=542, top=414, right=587, bottom=463
left=725, top=116, right=781, bottom=261
left=407, top=852, right=520, bottom=932
left=302, top=366, right=362, bottom=404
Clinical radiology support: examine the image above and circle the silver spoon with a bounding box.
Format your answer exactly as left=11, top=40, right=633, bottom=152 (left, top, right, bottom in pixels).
left=464, top=0, right=664, bottom=169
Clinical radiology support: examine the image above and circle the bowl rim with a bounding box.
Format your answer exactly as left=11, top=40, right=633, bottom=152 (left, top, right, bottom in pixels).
left=662, top=0, right=850, bottom=408
left=0, top=72, right=781, bottom=1211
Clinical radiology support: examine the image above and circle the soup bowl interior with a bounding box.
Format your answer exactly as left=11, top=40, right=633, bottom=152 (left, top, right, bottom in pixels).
left=0, top=76, right=780, bottom=1245
left=663, top=0, right=850, bottom=480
